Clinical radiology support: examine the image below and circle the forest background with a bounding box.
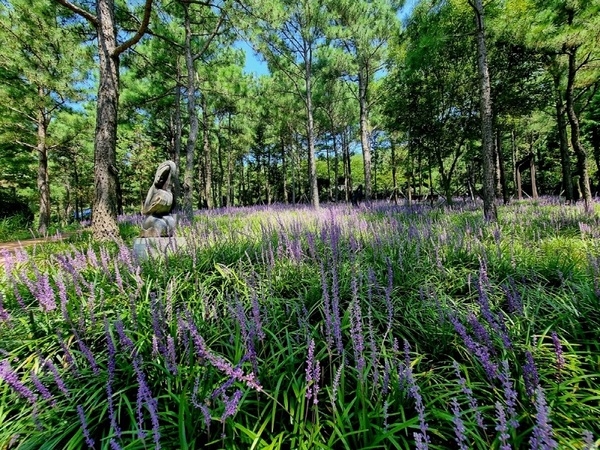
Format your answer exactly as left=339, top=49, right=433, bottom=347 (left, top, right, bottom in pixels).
left=1, top=0, right=599, bottom=239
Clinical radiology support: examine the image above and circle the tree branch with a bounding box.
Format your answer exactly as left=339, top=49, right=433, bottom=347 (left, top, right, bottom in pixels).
left=6, top=105, right=36, bottom=123
left=192, top=12, right=226, bottom=61
left=114, top=0, right=153, bottom=57
left=125, top=27, right=183, bottom=50
left=52, top=0, right=98, bottom=26
left=16, top=139, right=37, bottom=150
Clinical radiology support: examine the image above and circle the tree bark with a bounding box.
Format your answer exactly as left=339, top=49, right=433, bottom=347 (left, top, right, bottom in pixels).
left=565, top=47, right=593, bottom=212
left=496, top=128, right=509, bottom=204
left=170, top=63, right=183, bottom=212
left=227, top=113, right=234, bottom=206
left=202, top=94, right=213, bottom=209
left=516, top=166, right=522, bottom=200
left=92, top=0, right=121, bottom=239
left=333, top=128, right=339, bottom=202
left=494, top=130, right=502, bottom=199
left=471, top=0, right=497, bottom=221
left=182, top=3, right=198, bottom=217
left=592, top=125, right=600, bottom=194
left=281, top=134, right=288, bottom=204
left=343, top=128, right=351, bottom=202
left=217, top=130, right=224, bottom=207
left=265, top=139, right=272, bottom=204
left=552, top=70, right=573, bottom=202
left=36, top=91, right=50, bottom=236
left=54, top=0, right=152, bottom=240
left=358, top=67, right=372, bottom=202
left=511, top=128, right=518, bottom=198
left=530, top=153, right=538, bottom=199
left=391, top=138, right=398, bottom=204
left=305, top=49, right=319, bottom=208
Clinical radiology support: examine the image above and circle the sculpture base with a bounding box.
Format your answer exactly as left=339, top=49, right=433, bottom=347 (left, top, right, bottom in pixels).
left=133, top=237, right=187, bottom=260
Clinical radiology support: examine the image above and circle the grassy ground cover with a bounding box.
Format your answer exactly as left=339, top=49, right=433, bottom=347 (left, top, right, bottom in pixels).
left=1, top=198, right=599, bottom=449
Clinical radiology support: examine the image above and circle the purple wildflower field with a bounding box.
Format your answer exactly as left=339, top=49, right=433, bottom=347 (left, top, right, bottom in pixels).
left=1, top=198, right=599, bottom=449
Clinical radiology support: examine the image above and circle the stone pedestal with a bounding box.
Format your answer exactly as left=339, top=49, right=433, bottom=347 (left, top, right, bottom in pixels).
left=133, top=237, right=187, bottom=260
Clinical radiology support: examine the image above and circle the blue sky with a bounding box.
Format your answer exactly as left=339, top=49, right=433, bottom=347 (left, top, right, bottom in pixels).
left=237, top=0, right=419, bottom=76
left=236, top=41, right=270, bottom=76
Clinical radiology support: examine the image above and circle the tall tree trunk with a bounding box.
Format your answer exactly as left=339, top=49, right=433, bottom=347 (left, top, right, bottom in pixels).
left=240, top=157, right=246, bottom=205
left=227, top=113, right=233, bottom=206
left=183, top=3, right=198, bottom=217
left=332, top=129, right=339, bottom=202
left=511, top=128, right=518, bottom=198
left=516, top=166, right=523, bottom=200
left=496, top=128, right=509, bottom=204
left=553, top=70, right=573, bottom=202
left=530, top=153, right=538, bottom=199
left=529, top=141, right=538, bottom=200
left=217, top=133, right=224, bottom=207
left=592, top=125, right=600, bottom=194
left=55, top=0, right=152, bottom=240
left=170, top=63, right=183, bottom=212
left=407, top=132, right=413, bottom=205
left=471, top=0, right=497, bottom=221
left=358, top=67, right=372, bottom=202
left=72, top=159, right=80, bottom=223
left=281, top=134, right=288, bottom=204
left=417, top=147, right=423, bottom=197
left=343, top=128, right=351, bottom=202
left=428, top=156, right=434, bottom=206
left=202, top=94, right=213, bottom=209
left=325, top=133, right=331, bottom=201
left=494, top=127, right=502, bottom=199
left=305, top=54, right=319, bottom=208
left=291, top=138, right=297, bottom=204
left=391, top=138, right=398, bottom=204
left=92, top=0, right=121, bottom=239
left=36, top=96, right=50, bottom=236
left=266, top=142, right=272, bottom=204
left=565, top=47, right=593, bottom=212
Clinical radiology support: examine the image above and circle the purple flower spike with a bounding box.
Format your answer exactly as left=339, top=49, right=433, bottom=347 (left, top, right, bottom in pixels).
left=31, top=371, right=55, bottom=406
left=499, top=360, right=519, bottom=429
left=451, top=398, right=468, bottom=450
left=34, top=273, right=57, bottom=312
left=77, top=404, right=96, bottom=449
left=221, top=389, right=243, bottom=421
left=523, top=351, right=539, bottom=397
left=582, top=430, right=595, bottom=450
left=529, top=386, right=558, bottom=450
left=450, top=315, right=498, bottom=380
left=403, top=341, right=429, bottom=449
left=495, top=402, right=511, bottom=450
left=349, top=285, right=365, bottom=378
left=319, top=262, right=334, bottom=351
left=44, top=359, right=70, bottom=397
left=550, top=332, right=565, bottom=376
left=0, top=292, right=11, bottom=321
left=305, top=339, right=321, bottom=406
left=105, top=322, right=121, bottom=438
left=0, top=360, right=37, bottom=403
left=453, top=361, right=485, bottom=430
left=330, top=362, right=344, bottom=410
left=199, top=403, right=211, bottom=431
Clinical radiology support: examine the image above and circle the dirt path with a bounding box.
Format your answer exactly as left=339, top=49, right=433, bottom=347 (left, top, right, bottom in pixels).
left=0, top=233, right=76, bottom=268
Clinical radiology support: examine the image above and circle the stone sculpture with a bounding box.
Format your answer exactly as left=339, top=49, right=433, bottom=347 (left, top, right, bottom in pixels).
left=140, top=160, right=178, bottom=237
